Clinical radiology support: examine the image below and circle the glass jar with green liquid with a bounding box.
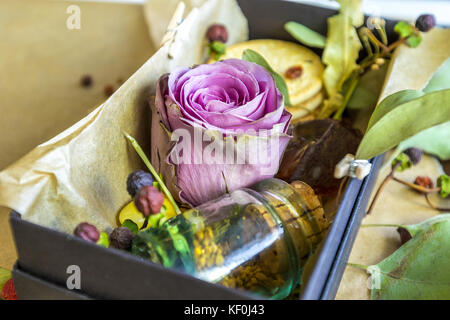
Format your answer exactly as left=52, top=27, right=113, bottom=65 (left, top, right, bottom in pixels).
left=131, top=178, right=329, bottom=299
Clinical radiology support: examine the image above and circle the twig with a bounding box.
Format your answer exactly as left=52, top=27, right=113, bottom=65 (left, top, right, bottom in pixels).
left=347, top=262, right=369, bottom=271
left=365, top=28, right=389, bottom=52
left=124, top=132, right=182, bottom=215
left=366, top=162, right=400, bottom=215
left=333, top=75, right=360, bottom=120
left=424, top=194, right=450, bottom=212
left=335, top=176, right=349, bottom=208
left=392, top=177, right=441, bottom=194
left=361, top=223, right=403, bottom=228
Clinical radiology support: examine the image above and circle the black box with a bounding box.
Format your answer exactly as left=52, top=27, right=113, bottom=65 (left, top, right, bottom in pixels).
left=10, top=0, right=391, bottom=300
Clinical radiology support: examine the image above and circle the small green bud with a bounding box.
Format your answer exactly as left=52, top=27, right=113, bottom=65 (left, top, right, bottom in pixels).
left=148, top=213, right=165, bottom=228
left=406, top=33, right=422, bottom=48
left=437, top=174, right=450, bottom=198
left=97, top=232, right=110, bottom=248
left=394, top=21, right=414, bottom=38
left=210, top=41, right=226, bottom=54
left=392, top=153, right=413, bottom=171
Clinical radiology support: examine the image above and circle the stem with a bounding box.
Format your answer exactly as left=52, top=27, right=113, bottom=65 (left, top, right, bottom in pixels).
left=424, top=194, right=450, bottom=212
left=365, top=28, right=389, bottom=52
left=335, top=176, right=349, bottom=208
left=347, top=262, right=369, bottom=271
left=376, top=25, right=388, bottom=46
left=392, top=177, right=441, bottom=194
left=387, top=37, right=407, bottom=52
left=361, top=223, right=404, bottom=228
left=366, top=162, right=400, bottom=215
left=124, top=132, right=182, bottom=215
left=333, top=75, right=359, bottom=120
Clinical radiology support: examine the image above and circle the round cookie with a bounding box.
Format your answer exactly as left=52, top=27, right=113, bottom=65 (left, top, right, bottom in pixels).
left=213, top=39, right=324, bottom=121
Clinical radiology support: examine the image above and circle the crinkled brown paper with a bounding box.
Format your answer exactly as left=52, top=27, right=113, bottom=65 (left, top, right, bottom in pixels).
left=0, top=0, right=155, bottom=270
left=0, top=0, right=248, bottom=235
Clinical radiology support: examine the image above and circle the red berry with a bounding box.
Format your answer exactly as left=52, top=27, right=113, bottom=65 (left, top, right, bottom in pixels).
left=1, top=278, right=17, bottom=300
left=74, top=222, right=100, bottom=243
left=134, top=186, right=164, bottom=217
left=414, top=176, right=434, bottom=189
left=206, top=24, right=228, bottom=43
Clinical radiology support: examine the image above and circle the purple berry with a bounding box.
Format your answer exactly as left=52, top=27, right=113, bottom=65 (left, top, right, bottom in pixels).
left=126, top=170, right=154, bottom=197
left=404, top=147, right=423, bottom=165
left=415, top=14, right=436, bottom=32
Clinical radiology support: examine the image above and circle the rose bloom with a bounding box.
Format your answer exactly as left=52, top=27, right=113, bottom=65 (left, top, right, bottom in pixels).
left=151, top=59, right=292, bottom=206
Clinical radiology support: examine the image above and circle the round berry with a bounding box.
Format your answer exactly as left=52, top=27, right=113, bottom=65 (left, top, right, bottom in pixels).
left=404, top=147, right=423, bottom=165
left=126, top=170, right=154, bottom=197
left=206, top=24, right=228, bottom=43
left=134, top=185, right=164, bottom=217
left=109, top=227, right=134, bottom=250
left=74, top=222, right=100, bottom=243
left=415, top=14, right=436, bottom=32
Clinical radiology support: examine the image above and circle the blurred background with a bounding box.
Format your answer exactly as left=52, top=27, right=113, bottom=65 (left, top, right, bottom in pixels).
left=81, top=0, right=450, bottom=24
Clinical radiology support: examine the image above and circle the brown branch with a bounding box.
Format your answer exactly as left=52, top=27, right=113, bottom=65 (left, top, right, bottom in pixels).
left=424, top=194, right=450, bottom=212
left=392, top=177, right=441, bottom=194
left=366, top=162, right=400, bottom=215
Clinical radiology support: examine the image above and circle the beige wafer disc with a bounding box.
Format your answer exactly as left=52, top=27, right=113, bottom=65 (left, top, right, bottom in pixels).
left=287, top=91, right=324, bottom=124
left=212, top=39, right=324, bottom=118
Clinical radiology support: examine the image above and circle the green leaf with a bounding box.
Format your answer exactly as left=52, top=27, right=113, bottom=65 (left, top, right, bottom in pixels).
left=394, top=21, right=414, bottom=38
left=284, top=21, right=326, bottom=48
left=97, top=232, right=110, bottom=248
left=320, top=0, right=363, bottom=117
left=423, top=57, right=450, bottom=93
left=437, top=174, right=450, bottom=198
left=347, top=64, right=388, bottom=110
left=395, top=122, right=450, bottom=160
left=356, top=89, right=450, bottom=159
left=362, top=214, right=450, bottom=239
left=242, top=49, right=291, bottom=106
left=391, top=153, right=412, bottom=172
left=404, top=214, right=450, bottom=237
left=376, top=58, right=450, bottom=160
left=122, top=219, right=139, bottom=235
left=367, top=218, right=450, bottom=299
left=366, top=89, right=424, bottom=131
left=339, top=0, right=364, bottom=27
left=0, top=267, right=11, bottom=293
left=406, top=33, right=422, bottom=48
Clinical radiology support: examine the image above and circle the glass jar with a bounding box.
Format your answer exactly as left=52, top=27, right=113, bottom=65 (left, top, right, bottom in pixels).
left=131, top=178, right=329, bottom=299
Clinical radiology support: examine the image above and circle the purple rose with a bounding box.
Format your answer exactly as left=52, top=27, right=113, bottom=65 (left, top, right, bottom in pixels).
left=151, top=59, right=292, bottom=206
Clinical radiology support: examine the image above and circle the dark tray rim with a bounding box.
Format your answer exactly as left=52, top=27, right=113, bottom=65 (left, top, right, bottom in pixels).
left=9, top=154, right=384, bottom=300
